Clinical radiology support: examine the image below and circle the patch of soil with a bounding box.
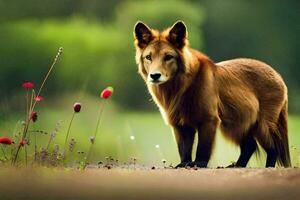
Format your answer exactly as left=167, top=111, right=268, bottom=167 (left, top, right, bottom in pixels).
left=0, top=168, right=299, bottom=200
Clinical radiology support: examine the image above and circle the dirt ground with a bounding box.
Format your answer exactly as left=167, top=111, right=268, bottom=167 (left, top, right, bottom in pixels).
left=0, top=167, right=299, bottom=200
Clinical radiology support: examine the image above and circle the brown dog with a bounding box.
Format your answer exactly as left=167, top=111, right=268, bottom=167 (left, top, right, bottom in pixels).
left=133, top=21, right=291, bottom=168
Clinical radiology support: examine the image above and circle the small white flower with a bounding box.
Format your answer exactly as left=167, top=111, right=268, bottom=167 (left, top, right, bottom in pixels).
left=130, top=135, right=135, bottom=140
left=155, top=144, right=160, bottom=149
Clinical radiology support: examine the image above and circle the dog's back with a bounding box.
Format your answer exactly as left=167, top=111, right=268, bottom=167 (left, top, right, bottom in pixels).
left=216, top=58, right=290, bottom=166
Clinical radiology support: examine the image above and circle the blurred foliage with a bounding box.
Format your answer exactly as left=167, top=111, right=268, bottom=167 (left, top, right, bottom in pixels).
left=0, top=0, right=299, bottom=113
left=0, top=0, right=204, bottom=111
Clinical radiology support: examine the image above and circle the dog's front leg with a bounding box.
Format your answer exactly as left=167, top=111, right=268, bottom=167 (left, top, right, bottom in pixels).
left=172, top=125, right=196, bottom=168
left=191, top=119, right=218, bottom=168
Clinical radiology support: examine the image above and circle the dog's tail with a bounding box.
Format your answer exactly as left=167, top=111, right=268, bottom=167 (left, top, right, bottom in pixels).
left=273, top=100, right=291, bottom=167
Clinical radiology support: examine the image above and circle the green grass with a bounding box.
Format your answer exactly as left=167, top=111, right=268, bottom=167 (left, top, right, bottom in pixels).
left=0, top=94, right=299, bottom=167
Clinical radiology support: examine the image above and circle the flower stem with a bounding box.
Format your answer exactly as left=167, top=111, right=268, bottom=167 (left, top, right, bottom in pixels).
left=1, top=145, right=8, bottom=160
left=12, top=90, right=34, bottom=165
left=85, top=101, right=106, bottom=166
left=32, top=47, right=63, bottom=111
left=24, top=89, right=30, bottom=164
left=46, top=135, right=52, bottom=151
left=24, top=145, right=28, bottom=166
left=12, top=48, right=63, bottom=166
left=26, top=89, right=29, bottom=118
left=63, top=112, right=76, bottom=154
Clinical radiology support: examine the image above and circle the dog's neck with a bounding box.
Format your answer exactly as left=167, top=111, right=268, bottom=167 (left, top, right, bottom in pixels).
left=148, top=60, right=199, bottom=124
left=148, top=50, right=216, bottom=125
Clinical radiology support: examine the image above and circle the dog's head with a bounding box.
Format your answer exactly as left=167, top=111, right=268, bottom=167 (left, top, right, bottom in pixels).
left=134, top=21, right=189, bottom=85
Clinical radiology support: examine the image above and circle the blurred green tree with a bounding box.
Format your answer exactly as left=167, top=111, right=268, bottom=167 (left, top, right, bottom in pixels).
left=0, top=0, right=204, bottom=111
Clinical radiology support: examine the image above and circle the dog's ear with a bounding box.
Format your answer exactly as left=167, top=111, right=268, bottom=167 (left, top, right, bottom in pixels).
left=134, top=21, right=153, bottom=48
left=168, top=21, right=187, bottom=49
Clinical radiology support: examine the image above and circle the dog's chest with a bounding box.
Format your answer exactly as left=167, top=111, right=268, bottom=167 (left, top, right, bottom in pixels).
left=157, top=95, right=200, bottom=126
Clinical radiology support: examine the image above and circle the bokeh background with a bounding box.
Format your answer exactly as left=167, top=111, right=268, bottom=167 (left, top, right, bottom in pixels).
left=0, top=0, right=299, bottom=167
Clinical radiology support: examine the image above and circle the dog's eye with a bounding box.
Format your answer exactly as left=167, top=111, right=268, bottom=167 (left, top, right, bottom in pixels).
left=145, top=55, right=152, bottom=61
left=164, top=54, right=174, bottom=61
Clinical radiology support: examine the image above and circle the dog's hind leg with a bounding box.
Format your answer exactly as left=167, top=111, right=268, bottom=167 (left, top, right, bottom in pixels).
left=234, top=135, right=257, bottom=167
left=227, top=124, right=258, bottom=168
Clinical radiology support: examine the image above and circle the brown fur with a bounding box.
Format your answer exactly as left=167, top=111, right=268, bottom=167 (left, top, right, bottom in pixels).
left=134, top=21, right=291, bottom=168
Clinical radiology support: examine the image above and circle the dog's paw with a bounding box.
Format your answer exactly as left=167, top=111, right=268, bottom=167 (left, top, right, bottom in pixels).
left=226, top=162, right=241, bottom=168
left=175, top=162, right=188, bottom=168
left=186, top=161, right=208, bottom=168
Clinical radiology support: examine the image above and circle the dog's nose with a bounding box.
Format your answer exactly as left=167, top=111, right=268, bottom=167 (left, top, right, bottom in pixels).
left=150, top=73, right=161, bottom=81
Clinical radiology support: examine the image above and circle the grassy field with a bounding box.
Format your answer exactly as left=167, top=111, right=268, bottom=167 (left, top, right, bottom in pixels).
left=0, top=94, right=299, bottom=168
left=0, top=95, right=300, bottom=200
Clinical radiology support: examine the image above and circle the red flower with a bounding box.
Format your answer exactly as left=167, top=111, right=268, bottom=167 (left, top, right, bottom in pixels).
left=22, top=82, right=34, bottom=89
left=100, top=86, right=114, bottom=99
left=73, top=103, right=82, bottom=113
left=19, top=138, right=27, bottom=146
left=30, top=111, right=38, bottom=122
left=35, top=96, right=44, bottom=102
left=0, top=136, right=14, bottom=145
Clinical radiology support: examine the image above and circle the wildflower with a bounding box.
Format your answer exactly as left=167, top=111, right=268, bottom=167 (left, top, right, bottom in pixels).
left=19, top=138, right=27, bottom=146
left=60, top=151, right=66, bottom=160
left=0, top=136, right=14, bottom=145
left=155, top=144, right=160, bottom=149
left=54, top=144, right=60, bottom=153
left=40, top=148, right=49, bottom=161
left=69, top=138, right=76, bottom=152
left=100, top=86, right=114, bottom=99
left=35, top=96, right=44, bottom=102
left=84, top=86, right=114, bottom=168
left=73, top=102, right=82, bottom=113
left=30, top=111, right=38, bottom=122
left=22, top=82, right=34, bottom=89
left=13, top=48, right=63, bottom=165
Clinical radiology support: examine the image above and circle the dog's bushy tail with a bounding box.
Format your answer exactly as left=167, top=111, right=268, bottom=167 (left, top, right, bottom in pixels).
left=273, top=101, right=291, bottom=167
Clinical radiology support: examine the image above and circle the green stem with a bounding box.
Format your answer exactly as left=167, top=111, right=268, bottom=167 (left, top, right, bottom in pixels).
left=12, top=145, right=21, bottom=165
left=46, top=134, right=52, bottom=151
left=12, top=95, right=32, bottom=165
left=24, top=145, right=27, bottom=166
left=85, top=101, right=106, bottom=165
left=31, top=48, right=63, bottom=111
left=1, top=145, right=8, bottom=160
left=26, top=89, right=29, bottom=118
left=23, top=89, right=30, bottom=165
left=64, top=112, right=76, bottom=153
